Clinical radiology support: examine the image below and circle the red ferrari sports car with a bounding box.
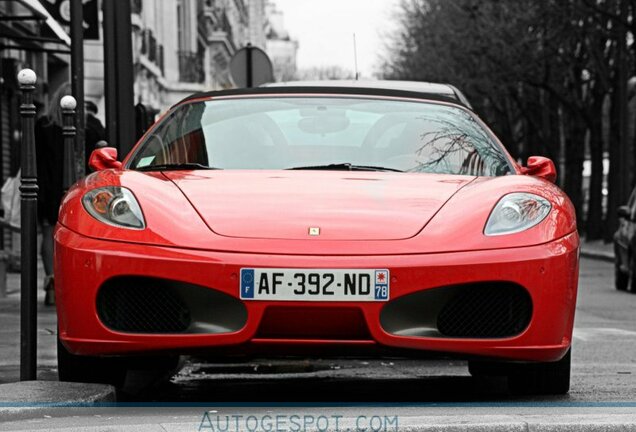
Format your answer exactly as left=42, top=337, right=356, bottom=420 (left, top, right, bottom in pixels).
left=55, top=82, right=579, bottom=395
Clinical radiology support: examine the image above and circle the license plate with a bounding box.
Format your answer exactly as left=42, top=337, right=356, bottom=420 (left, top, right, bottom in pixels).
left=240, top=268, right=390, bottom=301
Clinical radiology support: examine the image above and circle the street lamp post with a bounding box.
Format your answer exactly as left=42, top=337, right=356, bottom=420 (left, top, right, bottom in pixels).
left=61, top=96, right=77, bottom=192
left=17, top=68, right=38, bottom=381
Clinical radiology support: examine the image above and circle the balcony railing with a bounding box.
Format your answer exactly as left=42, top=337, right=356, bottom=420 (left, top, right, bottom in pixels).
left=178, top=51, right=205, bottom=83
left=199, top=5, right=236, bottom=53
left=214, top=10, right=234, bottom=50
left=140, top=29, right=164, bottom=74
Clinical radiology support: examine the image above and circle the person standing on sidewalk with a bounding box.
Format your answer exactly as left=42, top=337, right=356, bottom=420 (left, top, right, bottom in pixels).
left=84, top=100, right=105, bottom=174
left=34, top=83, right=70, bottom=306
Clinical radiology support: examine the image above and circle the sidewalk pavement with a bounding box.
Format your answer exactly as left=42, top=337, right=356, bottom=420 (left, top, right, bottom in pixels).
left=0, top=264, right=58, bottom=385
left=580, top=238, right=615, bottom=262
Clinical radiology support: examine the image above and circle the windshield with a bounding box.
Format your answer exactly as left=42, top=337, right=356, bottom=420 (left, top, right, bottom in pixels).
left=128, top=97, right=512, bottom=176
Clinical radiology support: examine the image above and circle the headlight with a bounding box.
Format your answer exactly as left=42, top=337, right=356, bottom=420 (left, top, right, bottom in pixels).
left=484, top=193, right=551, bottom=236
left=82, top=187, right=145, bottom=229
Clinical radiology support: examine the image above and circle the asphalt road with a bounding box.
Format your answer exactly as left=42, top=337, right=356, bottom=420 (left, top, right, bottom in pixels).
left=2, top=257, right=636, bottom=431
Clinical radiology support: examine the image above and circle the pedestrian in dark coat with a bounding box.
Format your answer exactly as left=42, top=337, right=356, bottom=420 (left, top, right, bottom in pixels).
left=84, top=100, right=105, bottom=173
left=34, top=83, right=71, bottom=305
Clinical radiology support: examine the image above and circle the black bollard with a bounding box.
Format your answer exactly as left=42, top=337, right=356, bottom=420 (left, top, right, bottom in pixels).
left=17, top=68, right=38, bottom=381
left=61, top=95, right=77, bottom=193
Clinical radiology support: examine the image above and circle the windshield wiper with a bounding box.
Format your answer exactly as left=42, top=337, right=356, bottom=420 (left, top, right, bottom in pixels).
left=135, top=163, right=221, bottom=172
left=286, top=163, right=403, bottom=173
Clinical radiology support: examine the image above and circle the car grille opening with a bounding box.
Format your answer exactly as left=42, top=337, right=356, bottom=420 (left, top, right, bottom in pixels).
left=380, top=282, right=533, bottom=339
left=95, top=276, right=247, bottom=334
left=436, top=284, right=532, bottom=338
left=97, top=279, right=191, bottom=333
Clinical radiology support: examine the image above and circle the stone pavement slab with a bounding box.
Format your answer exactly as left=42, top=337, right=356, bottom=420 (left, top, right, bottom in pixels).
left=0, top=380, right=114, bottom=405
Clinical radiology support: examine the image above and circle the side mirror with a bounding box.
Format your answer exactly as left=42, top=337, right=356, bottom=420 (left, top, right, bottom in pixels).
left=522, top=156, right=557, bottom=183
left=88, top=147, right=123, bottom=172
left=617, top=206, right=631, bottom=220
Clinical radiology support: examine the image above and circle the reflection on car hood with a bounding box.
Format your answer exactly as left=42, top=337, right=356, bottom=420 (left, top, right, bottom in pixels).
left=163, top=170, right=475, bottom=241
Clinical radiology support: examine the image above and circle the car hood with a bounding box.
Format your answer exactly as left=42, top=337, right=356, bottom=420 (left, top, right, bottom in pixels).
left=163, top=170, right=475, bottom=241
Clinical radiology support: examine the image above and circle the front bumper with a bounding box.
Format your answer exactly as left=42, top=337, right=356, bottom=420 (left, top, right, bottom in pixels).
left=55, top=226, right=579, bottom=362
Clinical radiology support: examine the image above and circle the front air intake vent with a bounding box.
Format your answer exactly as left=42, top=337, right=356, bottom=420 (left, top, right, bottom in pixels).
left=436, top=284, right=532, bottom=338
left=97, top=279, right=191, bottom=333
left=380, top=282, right=533, bottom=339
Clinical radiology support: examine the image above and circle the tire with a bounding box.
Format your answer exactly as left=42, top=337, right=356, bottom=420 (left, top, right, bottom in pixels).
left=507, top=348, right=571, bottom=395
left=616, top=265, right=628, bottom=291
left=57, top=336, right=181, bottom=389
left=57, top=336, right=128, bottom=387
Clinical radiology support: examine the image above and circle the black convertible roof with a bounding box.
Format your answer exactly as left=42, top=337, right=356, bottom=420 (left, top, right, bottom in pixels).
left=176, top=80, right=473, bottom=110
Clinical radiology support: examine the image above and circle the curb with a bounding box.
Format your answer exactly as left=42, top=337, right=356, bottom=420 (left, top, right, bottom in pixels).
left=0, top=380, right=115, bottom=414
left=398, top=419, right=636, bottom=432
left=580, top=249, right=615, bottom=263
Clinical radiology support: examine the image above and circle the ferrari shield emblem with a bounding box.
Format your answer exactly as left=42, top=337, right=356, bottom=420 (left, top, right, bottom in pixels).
left=308, top=227, right=320, bottom=236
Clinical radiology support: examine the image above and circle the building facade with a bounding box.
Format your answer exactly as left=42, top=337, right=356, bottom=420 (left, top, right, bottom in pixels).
left=265, top=1, right=297, bottom=82
left=1, top=0, right=296, bottom=173
left=86, top=0, right=269, bottom=124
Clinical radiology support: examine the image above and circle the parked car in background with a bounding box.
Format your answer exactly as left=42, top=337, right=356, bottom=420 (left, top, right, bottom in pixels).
left=614, top=188, right=636, bottom=292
